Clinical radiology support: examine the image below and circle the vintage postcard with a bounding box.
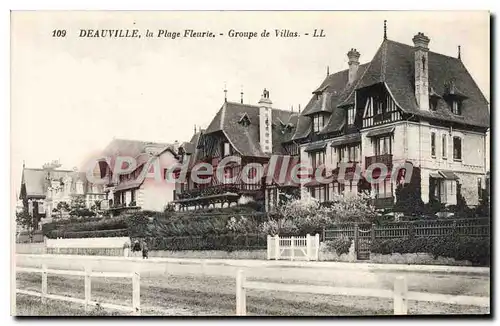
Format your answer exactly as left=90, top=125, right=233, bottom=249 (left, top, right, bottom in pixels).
left=11, top=10, right=490, bottom=317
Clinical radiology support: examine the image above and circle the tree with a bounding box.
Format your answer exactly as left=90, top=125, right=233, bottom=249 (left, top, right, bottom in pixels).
left=16, top=209, right=35, bottom=242
left=69, top=195, right=95, bottom=217
left=328, top=192, right=377, bottom=224
left=55, top=201, right=70, bottom=219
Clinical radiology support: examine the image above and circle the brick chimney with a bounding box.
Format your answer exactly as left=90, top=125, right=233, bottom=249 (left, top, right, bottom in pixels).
left=413, top=32, right=430, bottom=111
left=258, top=89, right=273, bottom=154
left=347, top=48, right=360, bottom=84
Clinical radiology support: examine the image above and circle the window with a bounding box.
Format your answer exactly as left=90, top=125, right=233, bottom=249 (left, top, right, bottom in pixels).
left=429, top=98, right=438, bottom=111
left=374, top=135, right=392, bottom=156
left=130, top=189, right=136, bottom=204
left=347, top=106, right=355, bottom=125
left=431, top=132, right=436, bottom=157
left=337, top=145, right=360, bottom=164
left=453, top=136, right=462, bottom=161
left=313, top=114, right=325, bottom=133
left=309, top=150, right=325, bottom=170
left=442, top=134, right=447, bottom=159
left=375, top=179, right=393, bottom=198
left=223, top=142, right=231, bottom=156
left=478, top=178, right=482, bottom=200
left=309, top=185, right=328, bottom=203
left=451, top=100, right=462, bottom=115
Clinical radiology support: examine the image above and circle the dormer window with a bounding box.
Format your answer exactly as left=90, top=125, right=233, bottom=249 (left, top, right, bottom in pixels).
left=223, top=142, right=231, bottom=157
left=313, top=114, right=325, bottom=133
left=451, top=100, right=462, bottom=115
left=347, top=106, right=355, bottom=125
left=238, top=113, right=251, bottom=127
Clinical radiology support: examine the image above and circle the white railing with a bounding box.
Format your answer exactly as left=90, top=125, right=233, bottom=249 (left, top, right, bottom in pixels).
left=267, top=234, right=319, bottom=261
left=235, top=269, right=489, bottom=315
left=16, top=264, right=141, bottom=315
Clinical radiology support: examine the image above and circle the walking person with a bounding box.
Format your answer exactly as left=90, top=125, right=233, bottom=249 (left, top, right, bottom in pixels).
left=142, top=241, right=149, bottom=259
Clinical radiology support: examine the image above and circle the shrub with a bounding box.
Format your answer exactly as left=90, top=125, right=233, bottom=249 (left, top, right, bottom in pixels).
left=370, top=236, right=490, bottom=266
left=323, top=235, right=352, bottom=255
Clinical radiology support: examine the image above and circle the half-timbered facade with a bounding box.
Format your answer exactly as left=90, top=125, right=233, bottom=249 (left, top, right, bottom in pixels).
left=293, top=32, right=489, bottom=209
left=173, top=91, right=301, bottom=211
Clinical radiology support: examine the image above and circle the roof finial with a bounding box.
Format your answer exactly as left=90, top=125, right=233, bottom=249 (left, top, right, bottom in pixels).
left=291, top=105, right=294, bottom=113
left=326, top=66, right=330, bottom=77
left=224, top=82, right=227, bottom=102
left=22, top=160, right=25, bottom=169
left=458, top=45, right=461, bottom=60
left=194, top=124, right=197, bottom=134
left=240, top=85, right=244, bottom=104
left=384, top=20, right=387, bottom=40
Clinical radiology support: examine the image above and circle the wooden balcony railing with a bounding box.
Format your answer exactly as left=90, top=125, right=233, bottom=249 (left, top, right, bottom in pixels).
left=365, top=154, right=393, bottom=170
left=176, top=183, right=262, bottom=200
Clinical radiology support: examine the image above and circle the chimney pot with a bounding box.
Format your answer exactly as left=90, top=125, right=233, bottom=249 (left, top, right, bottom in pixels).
left=347, top=48, right=361, bottom=84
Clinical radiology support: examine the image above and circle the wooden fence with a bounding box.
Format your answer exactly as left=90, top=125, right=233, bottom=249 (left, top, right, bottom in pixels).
left=235, top=269, right=489, bottom=316
left=16, top=264, right=141, bottom=315
left=267, top=234, right=320, bottom=261
left=324, top=217, right=490, bottom=241
left=323, top=217, right=490, bottom=260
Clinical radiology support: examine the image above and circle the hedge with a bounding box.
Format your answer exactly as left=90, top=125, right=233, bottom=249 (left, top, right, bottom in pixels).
left=142, top=233, right=267, bottom=251
left=370, top=236, right=490, bottom=266
left=43, top=217, right=128, bottom=236
left=47, top=228, right=129, bottom=239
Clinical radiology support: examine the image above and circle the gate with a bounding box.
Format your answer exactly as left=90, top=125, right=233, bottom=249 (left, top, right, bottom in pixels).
left=324, top=223, right=374, bottom=261
left=354, top=224, right=373, bottom=260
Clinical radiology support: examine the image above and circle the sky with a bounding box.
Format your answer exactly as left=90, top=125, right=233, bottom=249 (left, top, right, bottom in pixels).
left=11, top=10, right=490, bottom=195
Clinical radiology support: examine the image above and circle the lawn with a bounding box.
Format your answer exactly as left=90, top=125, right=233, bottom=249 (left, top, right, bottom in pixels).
left=15, top=271, right=490, bottom=316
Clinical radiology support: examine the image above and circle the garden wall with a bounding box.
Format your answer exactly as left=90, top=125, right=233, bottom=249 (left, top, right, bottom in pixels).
left=146, top=249, right=267, bottom=260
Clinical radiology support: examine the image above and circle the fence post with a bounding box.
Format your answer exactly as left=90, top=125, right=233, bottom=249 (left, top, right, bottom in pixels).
left=290, top=236, right=295, bottom=261
left=315, top=234, right=320, bottom=261
left=84, top=265, right=92, bottom=312
left=306, top=234, right=311, bottom=261
left=275, top=235, right=280, bottom=260
left=353, top=223, right=359, bottom=257
left=41, top=263, right=47, bottom=304
left=393, top=276, right=408, bottom=315
left=236, top=269, right=246, bottom=316
left=132, top=272, right=141, bottom=316
left=371, top=223, right=376, bottom=244
left=267, top=235, right=271, bottom=260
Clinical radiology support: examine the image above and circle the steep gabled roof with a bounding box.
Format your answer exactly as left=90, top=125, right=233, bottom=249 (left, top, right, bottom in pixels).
left=203, top=101, right=296, bottom=157
left=293, top=64, right=369, bottom=140
left=293, top=38, right=489, bottom=141
left=20, top=167, right=95, bottom=198
left=356, top=39, right=489, bottom=128
left=102, top=138, right=175, bottom=158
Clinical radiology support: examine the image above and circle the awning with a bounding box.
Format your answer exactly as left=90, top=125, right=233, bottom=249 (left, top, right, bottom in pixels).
left=330, top=134, right=361, bottom=147
left=439, top=171, right=459, bottom=180
left=429, top=172, right=443, bottom=179
left=365, top=127, right=395, bottom=138
left=304, top=142, right=327, bottom=152
left=114, top=181, right=142, bottom=192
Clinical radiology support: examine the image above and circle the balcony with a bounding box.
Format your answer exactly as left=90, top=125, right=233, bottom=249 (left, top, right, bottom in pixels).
left=365, top=154, right=393, bottom=170
left=175, top=183, right=262, bottom=201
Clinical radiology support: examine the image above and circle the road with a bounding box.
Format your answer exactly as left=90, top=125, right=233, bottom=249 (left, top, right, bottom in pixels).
left=16, top=254, right=490, bottom=298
